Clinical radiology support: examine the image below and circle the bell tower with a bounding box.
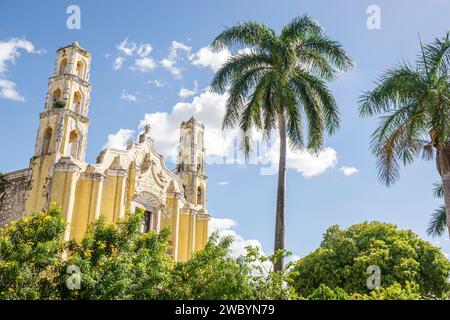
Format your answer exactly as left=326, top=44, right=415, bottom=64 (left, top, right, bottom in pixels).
left=34, top=41, right=91, bottom=163
left=176, top=117, right=207, bottom=207
left=26, top=42, right=91, bottom=214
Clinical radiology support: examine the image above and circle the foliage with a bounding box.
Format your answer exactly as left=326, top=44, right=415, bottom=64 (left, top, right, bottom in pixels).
left=427, top=182, right=447, bottom=237
left=0, top=204, right=66, bottom=299
left=291, top=221, right=450, bottom=299
left=60, top=208, right=173, bottom=300
left=359, top=32, right=450, bottom=186
left=211, top=14, right=353, bottom=156
left=240, top=247, right=300, bottom=300
left=307, top=284, right=350, bottom=300
left=166, top=234, right=254, bottom=300
left=353, top=282, right=421, bottom=300
left=0, top=206, right=299, bottom=300
left=53, top=100, right=66, bottom=109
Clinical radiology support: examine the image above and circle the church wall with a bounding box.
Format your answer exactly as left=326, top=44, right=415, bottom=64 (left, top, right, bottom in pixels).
left=100, top=174, right=119, bottom=223
left=0, top=169, right=31, bottom=228
left=71, top=177, right=95, bottom=240
left=177, top=213, right=191, bottom=261
left=25, top=155, right=53, bottom=215
left=195, top=217, right=208, bottom=252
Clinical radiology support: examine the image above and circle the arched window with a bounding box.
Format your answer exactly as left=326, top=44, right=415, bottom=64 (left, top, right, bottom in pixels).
left=197, top=186, right=203, bottom=206
left=68, top=130, right=80, bottom=159
left=72, top=91, right=82, bottom=113
left=52, top=88, right=62, bottom=103
left=143, top=210, right=153, bottom=233
left=59, top=59, right=68, bottom=75
left=41, top=127, right=52, bottom=155
left=182, top=184, right=187, bottom=198
left=76, top=61, right=85, bottom=79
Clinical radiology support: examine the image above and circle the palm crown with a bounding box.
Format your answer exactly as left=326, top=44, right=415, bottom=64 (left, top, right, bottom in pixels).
left=210, top=16, right=353, bottom=271
left=210, top=15, right=353, bottom=154
left=359, top=32, right=450, bottom=186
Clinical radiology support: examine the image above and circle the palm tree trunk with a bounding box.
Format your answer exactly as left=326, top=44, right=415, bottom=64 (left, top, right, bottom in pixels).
left=274, top=112, right=287, bottom=272
left=436, top=143, right=450, bottom=236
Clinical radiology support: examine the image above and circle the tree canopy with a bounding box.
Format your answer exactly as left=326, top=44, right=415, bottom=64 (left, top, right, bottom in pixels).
left=291, top=221, right=450, bottom=299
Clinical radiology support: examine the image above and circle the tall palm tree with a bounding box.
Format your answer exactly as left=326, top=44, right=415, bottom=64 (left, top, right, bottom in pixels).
left=427, top=182, right=447, bottom=237
left=210, top=15, right=353, bottom=271
left=359, top=32, right=450, bottom=236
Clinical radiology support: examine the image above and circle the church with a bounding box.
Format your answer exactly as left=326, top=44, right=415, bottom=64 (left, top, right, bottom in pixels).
left=0, top=42, right=210, bottom=261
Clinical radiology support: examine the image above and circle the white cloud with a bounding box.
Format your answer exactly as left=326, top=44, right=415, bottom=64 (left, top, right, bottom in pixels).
left=0, top=38, right=44, bottom=102
left=147, top=79, right=165, bottom=87
left=339, top=166, right=359, bottom=176
left=178, top=80, right=198, bottom=98
left=133, top=57, right=156, bottom=72
left=104, top=128, right=135, bottom=150
left=189, top=46, right=231, bottom=71
left=113, top=57, right=125, bottom=70
left=160, top=41, right=191, bottom=78
left=264, top=141, right=338, bottom=177
left=209, top=217, right=264, bottom=258
left=138, top=90, right=234, bottom=163
left=120, top=89, right=138, bottom=102
left=160, top=58, right=182, bottom=78
left=116, top=37, right=137, bottom=56
left=216, top=181, right=230, bottom=186
left=0, top=79, right=25, bottom=102
left=113, top=37, right=156, bottom=72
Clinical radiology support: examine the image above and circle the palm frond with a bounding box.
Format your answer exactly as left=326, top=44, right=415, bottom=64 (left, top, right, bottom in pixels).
left=427, top=205, right=447, bottom=237
left=370, top=105, right=427, bottom=186
left=300, top=33, right=353, bottom=73
left=290, top=74, right=324, bottom=152
left=223, top=66, right=268, bottom=130
left=358, top=65, right=424, bottom=117
left=432, top=182, right=444, bottom=199
left=280, top=15, right=323, bottom=42
left=211, top=52, right=272, bottom=94
left=420, top=32, right=450, bottom=80
left=210, top=22, right=276, bottom=51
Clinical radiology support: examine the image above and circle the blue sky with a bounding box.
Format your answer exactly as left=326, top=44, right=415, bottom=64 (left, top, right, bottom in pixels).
left=0, top=0, right=449, bottom=258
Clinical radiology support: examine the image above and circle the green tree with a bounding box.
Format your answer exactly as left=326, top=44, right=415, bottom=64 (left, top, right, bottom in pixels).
left=291, top=222, right=450, bottom=299
left=307, top=284, right=350, bottom=300
left=427, top=182, right=448, bottom=237
left=167, top=234, right=254, bottom=300
left=353, top=282, right=421, bottom=300
left=0, top=204, right=66, bottom=299
left=359, top=33, right=450, bottom=236
left=60, top=209, right=173, bottom=300
left=210, top=15, right=353, bottom=271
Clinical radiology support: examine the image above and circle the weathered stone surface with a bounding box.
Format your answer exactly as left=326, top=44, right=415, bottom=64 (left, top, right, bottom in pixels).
left=0, top=168, right=31, bottom=228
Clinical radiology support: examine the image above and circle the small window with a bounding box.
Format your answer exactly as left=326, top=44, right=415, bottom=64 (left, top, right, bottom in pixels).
left=76, top=61, right=85, bottom=79
left=68, top=130, right=80, bottom=159
left=143, top=210, right=152, bottom=233
left=197, top=186, right=203, bottom=206
left=59, top=59, right=68, bottom=75
left=72, top=91, right=82, bottom=113
left=41, top=127, right=52, bottom=155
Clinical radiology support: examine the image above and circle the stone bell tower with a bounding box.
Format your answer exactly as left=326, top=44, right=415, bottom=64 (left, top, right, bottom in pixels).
left=25, top=42, right=92, bottom=214
left=176, top=117, right=207, bottom=207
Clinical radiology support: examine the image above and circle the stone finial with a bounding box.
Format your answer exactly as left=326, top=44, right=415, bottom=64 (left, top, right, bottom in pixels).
left=139, top=124, right=152, bottom=143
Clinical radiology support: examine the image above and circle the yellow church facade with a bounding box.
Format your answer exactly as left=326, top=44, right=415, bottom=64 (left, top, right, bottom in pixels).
left=0, top=42, right=210, bottom=261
